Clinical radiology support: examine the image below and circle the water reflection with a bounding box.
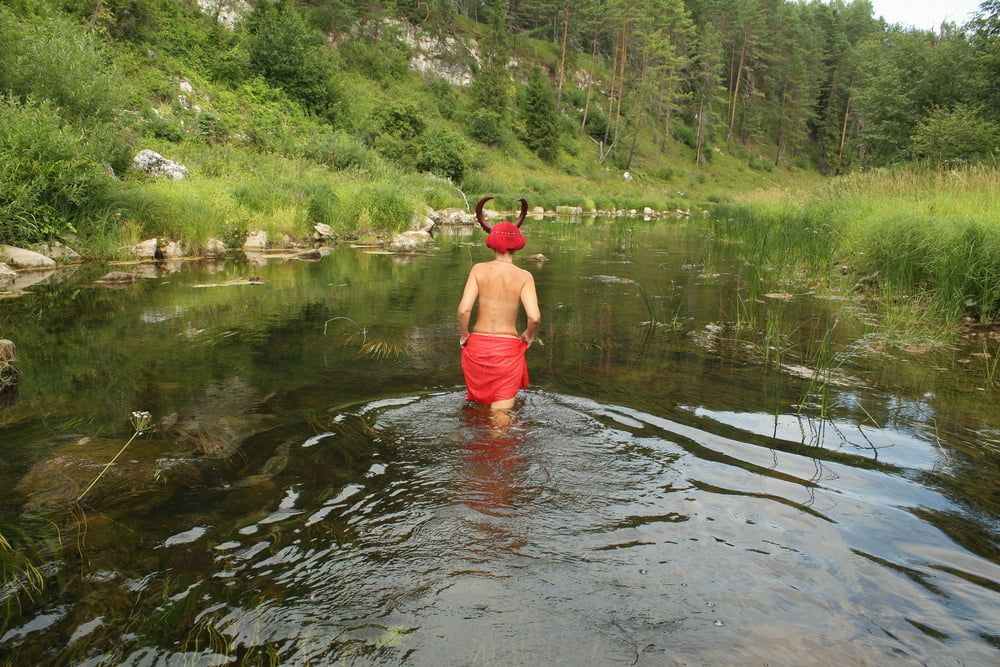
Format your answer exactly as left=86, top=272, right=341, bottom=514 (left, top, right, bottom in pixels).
left=1, top=220, right=998, bottom=663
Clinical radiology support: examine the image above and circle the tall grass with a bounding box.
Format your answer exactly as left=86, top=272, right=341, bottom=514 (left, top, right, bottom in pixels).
left=718, top=165, right=1000, bottom=323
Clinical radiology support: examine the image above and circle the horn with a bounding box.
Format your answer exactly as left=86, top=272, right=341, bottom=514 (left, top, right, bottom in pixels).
left=475, top=196, right=493, bottom=233
left=515, top=197, right=528, bottom=228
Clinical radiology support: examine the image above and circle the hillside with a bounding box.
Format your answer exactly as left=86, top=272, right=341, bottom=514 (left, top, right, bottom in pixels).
left=0, top=0, right=995, bottom=260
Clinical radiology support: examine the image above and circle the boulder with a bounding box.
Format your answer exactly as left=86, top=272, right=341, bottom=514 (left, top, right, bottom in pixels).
left=201, top=237, right=227, bottom=258
left=0, top=245, right=57, bottom=270
left=408, top=211, right=435, bottom=234
left=178, top=79, right=194, bottom=94
left=30, top=241, right=81, bottom=263
left=643, top=207, right=655, bottom=217
left=389, top=230, right=433, bottom=253
left=531, top=206, right=545, bottom=215
left=525, top=253, right=549, bottom=262
left=0, top=339, right=18, bottom=389
left=158, top=239, right=185, bottom=259
left=438, top=208, right=474, bottom=225
left=133, top=149, right=189, bottom=180
left=132, top=238, right=158, bottom=260
left=244, top=230, right=268, bottom=250
left=313, top=223, right=335, bottom=240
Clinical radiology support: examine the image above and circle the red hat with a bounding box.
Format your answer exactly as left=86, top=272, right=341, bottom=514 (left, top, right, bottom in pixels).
left=476, top=196, right=528, bottom=253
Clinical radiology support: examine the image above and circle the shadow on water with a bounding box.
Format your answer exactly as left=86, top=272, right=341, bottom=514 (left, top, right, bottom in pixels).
left=1, top=219, right=998, bottom=664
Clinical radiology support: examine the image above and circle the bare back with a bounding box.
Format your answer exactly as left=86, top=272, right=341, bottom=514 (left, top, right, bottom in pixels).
left=458, top=260, right=540, bottom=339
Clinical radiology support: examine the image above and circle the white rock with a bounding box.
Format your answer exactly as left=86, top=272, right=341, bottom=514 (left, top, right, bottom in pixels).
left=0, top=245, right=57, bottom=270
left=29, top=241, right=81, bottom=262
left=132, top=239, right=158, bottom=260
left=531, top=206, right=545, bottom=215
left=133, top=150, right=189, bottom=180
left=244, top=230, right=268, bottom=250
left=202, top=238, right=226, bottom=257
left=158, top=239, right=184, bottom=259
left=313, top=223, right=334, bottom=239
left=195, top=0, right=250, bottom=29
left=643, top=207, right=654, bottom=216
left=389, top=230, right=433, bottom=252
left=178, top=79, right=194, bottom=94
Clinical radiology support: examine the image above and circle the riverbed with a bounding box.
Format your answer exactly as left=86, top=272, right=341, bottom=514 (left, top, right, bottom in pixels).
left=1, top=219, right=998, bottom=664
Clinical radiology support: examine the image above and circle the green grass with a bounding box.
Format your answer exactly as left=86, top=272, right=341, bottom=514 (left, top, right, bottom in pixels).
left=717, top=165, right=1000, bottom=327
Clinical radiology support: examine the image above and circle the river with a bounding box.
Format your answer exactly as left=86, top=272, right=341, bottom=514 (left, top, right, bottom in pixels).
left=1, top=218, right=998, bottom=664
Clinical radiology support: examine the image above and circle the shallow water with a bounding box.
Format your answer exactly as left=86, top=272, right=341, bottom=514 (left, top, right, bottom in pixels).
left=1, top=219, right=998, bottom=664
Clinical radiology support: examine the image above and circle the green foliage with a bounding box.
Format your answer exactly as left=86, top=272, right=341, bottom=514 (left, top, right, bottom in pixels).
left=340, top=31, right=411, bottom=82
left=416, top=129, right=467, bottom=182
left=518, top=67, right=559, bottom=162
left=0, top=97, right=113, bottom=244
left=373, top=100, right=426, bottom=141
left=0, top=6, right=125, bottom=122
left=246, top=1, right=341, bottom=121
left=467, top=109, right=504, bottom=145
left=909, top=105, right=1000, bottom=163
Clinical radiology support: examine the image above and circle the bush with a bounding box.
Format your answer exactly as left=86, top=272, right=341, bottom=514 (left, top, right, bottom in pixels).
left=246, top=2, right=341, bottom=121
left=416, top=129, right=467, bottom=182
left=340, top=31, right=411, bottom=82
left=910, top=105, right=1000, bottom=163
left=0, top=7, right=126, bottom=122
left=427, top=77, right=458, bottom=120
left=373, top=100, right=426, bottom=141
left=0, top=97, right=113, bottom=244
left=583, top=109, right=608, bottom=142
left=672, top=123, right=697, bottom=149
left=467, top=109, right=504, bottom=146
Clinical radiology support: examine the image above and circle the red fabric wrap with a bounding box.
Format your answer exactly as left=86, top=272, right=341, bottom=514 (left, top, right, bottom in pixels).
left=461, top=333, right=529, bottom=404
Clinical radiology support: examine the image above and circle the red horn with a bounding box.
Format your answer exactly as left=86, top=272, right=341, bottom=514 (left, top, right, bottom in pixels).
left=475, top=196, right=493, bottom=233
left=515, top=197, right=528, bottom=228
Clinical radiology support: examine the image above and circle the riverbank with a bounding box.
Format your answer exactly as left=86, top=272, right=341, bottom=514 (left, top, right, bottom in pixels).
left=712, top=165, right=1000, bottom=336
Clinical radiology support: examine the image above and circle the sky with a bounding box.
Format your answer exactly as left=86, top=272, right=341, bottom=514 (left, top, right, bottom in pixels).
left=868, top=0, right=982, bottom=30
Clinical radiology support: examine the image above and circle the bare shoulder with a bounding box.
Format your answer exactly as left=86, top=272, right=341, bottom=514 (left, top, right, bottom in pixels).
left=516, top=265, right=536, bottom=283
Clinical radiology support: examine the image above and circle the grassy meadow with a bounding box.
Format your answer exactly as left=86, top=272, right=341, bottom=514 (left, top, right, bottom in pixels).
left=715, top=165, right=1000, bottom=331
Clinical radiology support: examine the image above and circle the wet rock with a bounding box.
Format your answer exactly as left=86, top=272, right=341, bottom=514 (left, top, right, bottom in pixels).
left=438, top=208, right=474, bottom=225
left=0, top=245, right=57, bottom=270
left=244, top=230, right=268, bottom=250
left=132, top=238, right=159, bottom=260
left=201, top=237, right=227, bottom=258
left=764, top=292, right=795, bottom=302
left=408, top=211, right=435, bottom=234
left=29, top=241, right=81, bottom=263
left=525, top=253, right=549, bottom=262
left=643, top=207, right=655, bottom=217
left=313, top=223, right=335, bottom=241
left=158, top=239, right=184, bottom=259
left=531, top=206, right=545, bottom=215
left=133, top=149, right=189, bottom=180
left=389, top=230, right=433, bottom=253
left=96, top=271, right=139, bottom=285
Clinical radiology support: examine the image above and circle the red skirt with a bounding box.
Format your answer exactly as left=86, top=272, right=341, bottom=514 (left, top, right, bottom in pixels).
left=461, top=333, right=529, bottom=405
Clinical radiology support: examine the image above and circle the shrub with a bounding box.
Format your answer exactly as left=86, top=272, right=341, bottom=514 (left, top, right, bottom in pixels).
left=416, top=129, right=467, bottom=182
left=910, top=105, right=1000, bottom=163
left=0, top=7, right=125, bottom=122
left=245, top=2, right=341, bottom=121
left=0, top=97, right=113, bottom=244
left=373, top=100, right=426, bottom=141
left=467, top=109, right=504, bottom=146
left=583, top=109, right=608, bottom=142
left=340, top=31, right=411, bottom=82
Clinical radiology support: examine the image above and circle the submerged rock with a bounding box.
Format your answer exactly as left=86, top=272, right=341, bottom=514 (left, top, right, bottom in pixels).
left=0, top=245, right=57, bottom=270
left=133, top=149, right=189, bottom=180
left=96, top=271, right=139, bottom=285
left=525, top=253, right=549, bottom=262
left=294, top=248, right=323, bottom=260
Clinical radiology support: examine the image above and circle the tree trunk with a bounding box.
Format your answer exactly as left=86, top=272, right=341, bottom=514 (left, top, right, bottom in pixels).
left=695, top=95, right=708, bottom=164
left=556, top=5, right=570, bottom=110
left=727, top=37, right=746, bottom=141
left=613, top=26, right=629, bottom=143
left=775, top=79, right=788, bottom=165
left=837, top=89, right=852, bottom=167
left=580, top=35, right=598, bottom=132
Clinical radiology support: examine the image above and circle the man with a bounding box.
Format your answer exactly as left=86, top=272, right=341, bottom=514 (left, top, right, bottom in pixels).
left=457, top=197, right=540, bottom=412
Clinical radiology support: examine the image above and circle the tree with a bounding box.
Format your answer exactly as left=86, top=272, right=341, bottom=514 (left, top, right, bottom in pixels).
left=909, top=104, right=1000, bottom=162
left=519, top=66, right=560, bottom=160
left=691, top=24, right=723, bottom=164
left=467, top=6, right=511, bottom=145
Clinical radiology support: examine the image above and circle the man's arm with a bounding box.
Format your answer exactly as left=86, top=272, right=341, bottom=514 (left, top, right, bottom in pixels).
left=520, top=272, right=540, bottom=346
left=457, top=267, right=479, bottom=346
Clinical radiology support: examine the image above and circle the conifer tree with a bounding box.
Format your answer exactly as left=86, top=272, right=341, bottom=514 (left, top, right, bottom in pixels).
left=519, top=66, right=560, bottom=161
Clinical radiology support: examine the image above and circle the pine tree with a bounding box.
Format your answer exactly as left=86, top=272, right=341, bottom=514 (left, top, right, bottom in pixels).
left=519, top=66, right=560, bottom=161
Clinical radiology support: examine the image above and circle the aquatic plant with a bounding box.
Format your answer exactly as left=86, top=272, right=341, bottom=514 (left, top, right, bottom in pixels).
left=77, top=411, right=153, bottom=502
